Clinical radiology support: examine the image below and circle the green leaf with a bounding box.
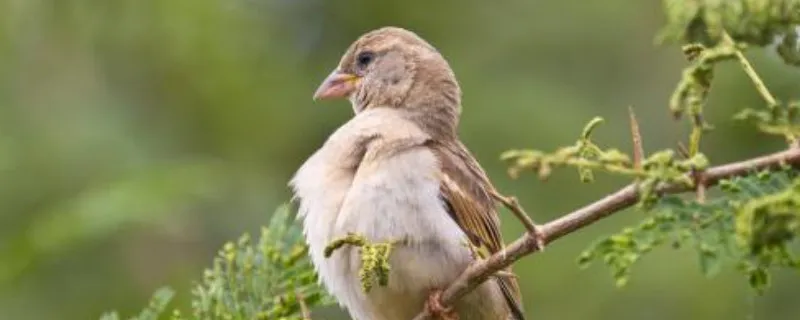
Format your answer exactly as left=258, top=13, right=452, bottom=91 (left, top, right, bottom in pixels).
left=748, top=268, right=770, bottom=294
left=133, top=287, right=175, bottom=320
left=698, top=245, right=721, bottom=277
left=579, top=168, right=800, bottom=292
left=101, top=204, right=334, bottom=320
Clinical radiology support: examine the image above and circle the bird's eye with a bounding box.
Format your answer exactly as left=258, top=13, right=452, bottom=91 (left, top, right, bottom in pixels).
left=356, top=51, right=375, bottom=68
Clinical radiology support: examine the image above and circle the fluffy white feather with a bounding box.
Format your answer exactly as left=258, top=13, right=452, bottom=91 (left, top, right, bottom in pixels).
left=290, top=108, right=505, bottom=320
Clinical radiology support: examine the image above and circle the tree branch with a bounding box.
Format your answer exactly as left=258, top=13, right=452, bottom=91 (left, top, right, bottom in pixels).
left=414, top=147, right=800, bottom=320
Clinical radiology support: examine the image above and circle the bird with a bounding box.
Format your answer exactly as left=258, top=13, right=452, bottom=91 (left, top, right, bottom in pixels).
left=290, top=26, right=525, bottom=320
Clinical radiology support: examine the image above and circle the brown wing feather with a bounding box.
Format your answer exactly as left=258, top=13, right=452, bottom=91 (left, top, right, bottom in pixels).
left=428, top=140, right=525, bottom=320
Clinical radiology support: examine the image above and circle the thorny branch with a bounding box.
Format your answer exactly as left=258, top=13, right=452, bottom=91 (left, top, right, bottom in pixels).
left=413, top=147, right=800, bottom=320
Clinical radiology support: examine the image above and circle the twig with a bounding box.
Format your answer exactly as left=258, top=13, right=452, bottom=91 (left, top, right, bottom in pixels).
left=295, top=290, right=312, bottom=320
left=723, top=31, right=798, bottom=146
left=413, top=147, right=800, bottom=320
left=722, top=32, right=778, bottom=108
left=692, top=170, right=707, bottom=203
left=490, top=191, right=545, bottom=250
left=490, top=191, right=537, bottom=235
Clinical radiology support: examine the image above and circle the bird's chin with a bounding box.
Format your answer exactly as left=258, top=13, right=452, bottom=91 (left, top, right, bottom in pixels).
left=349, top=97, right=365, bottom=114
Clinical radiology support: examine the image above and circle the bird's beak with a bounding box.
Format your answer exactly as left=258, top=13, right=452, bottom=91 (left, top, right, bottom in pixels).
left=313, top=69, right=360, bottom=101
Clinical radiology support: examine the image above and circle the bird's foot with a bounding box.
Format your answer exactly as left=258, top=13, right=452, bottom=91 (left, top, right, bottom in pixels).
left=425, top=289, right=458, bottom=320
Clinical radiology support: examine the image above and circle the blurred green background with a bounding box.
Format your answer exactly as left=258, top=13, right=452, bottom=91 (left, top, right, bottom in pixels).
left=1, top=0, right=799, bottom=319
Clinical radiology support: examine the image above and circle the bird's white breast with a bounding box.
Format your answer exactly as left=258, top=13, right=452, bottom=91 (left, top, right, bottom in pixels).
left=290, top=109, right=474, bottom=320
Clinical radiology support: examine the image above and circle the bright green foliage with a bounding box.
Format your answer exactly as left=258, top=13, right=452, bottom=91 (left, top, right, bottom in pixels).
left=570, top=4, right=800, bottom=291
left=578, top=169, right=800, bottom=291
left=735, top=101, right=800, bottom=141
left=659, top=0, right=800, bottom=51
left=505, top=0, right=800, bottom=296
left=324, top=233, right=396, bottom=293
left=191, top=204, right=334, bottom=319
left=100, top=287, right=175, bottom=320
left=661, top=0, right=800, bottom=148
left=668, top=42, right=726, bottom=155
left=101, top=205, right=334, bottom=320
left=501, top=117, right=633, bottom=182
left=735, top=173, right=800, bottom=265
left=502, top=117, right=709, bottom=208
left=776, top=26, right=800, bottom=65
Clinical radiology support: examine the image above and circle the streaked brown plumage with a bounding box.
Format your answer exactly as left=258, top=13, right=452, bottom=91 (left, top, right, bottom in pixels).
left=293, top=26, right=525, bottom=320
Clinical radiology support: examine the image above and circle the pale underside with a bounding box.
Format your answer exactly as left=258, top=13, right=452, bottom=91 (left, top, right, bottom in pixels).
left=291, top=108, right=509, bottom=320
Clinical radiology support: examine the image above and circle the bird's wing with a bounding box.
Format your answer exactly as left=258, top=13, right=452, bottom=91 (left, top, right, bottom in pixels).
left=428, top=140, right=526, bottom=320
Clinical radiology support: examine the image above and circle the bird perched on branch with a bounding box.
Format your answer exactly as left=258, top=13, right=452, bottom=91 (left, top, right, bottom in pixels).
left=290, top=26, right=525, bottom=320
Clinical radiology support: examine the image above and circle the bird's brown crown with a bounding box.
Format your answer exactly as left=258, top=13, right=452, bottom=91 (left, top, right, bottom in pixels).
left=337, top=27, right=439, bottom=75
left=313, top=27, right=462, bottom=137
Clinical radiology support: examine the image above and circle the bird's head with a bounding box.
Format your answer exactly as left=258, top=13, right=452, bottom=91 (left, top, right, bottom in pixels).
left=314, top=27, right=462, bottom=126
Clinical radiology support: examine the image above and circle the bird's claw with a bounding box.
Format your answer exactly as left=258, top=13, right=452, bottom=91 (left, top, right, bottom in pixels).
left=425, top=289, right=458, bottom=320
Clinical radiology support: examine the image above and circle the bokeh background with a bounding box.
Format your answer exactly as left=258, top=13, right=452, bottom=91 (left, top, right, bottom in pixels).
left=1, top=0, right=799, bottom=319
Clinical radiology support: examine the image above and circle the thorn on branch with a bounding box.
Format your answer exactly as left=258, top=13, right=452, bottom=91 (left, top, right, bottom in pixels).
left=628, top=106, right=645, bottom=170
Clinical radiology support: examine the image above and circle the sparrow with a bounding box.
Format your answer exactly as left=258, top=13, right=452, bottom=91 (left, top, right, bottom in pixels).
left=290, top=27, right=525, bottom=320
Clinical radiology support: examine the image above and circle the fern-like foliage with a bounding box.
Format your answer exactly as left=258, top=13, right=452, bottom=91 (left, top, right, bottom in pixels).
left=100, top=204, right=334, bottom=320
left=100, top=287, right=176, bottom=320
left=505, top=0, right=800, bottom=295
left=659, top=0, right=800, bottom=65
left=578, top=169, right=800, bottom=291
left=662, top=0, right=800, bottom=146
left=502, top=117, right=709, bottom=209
